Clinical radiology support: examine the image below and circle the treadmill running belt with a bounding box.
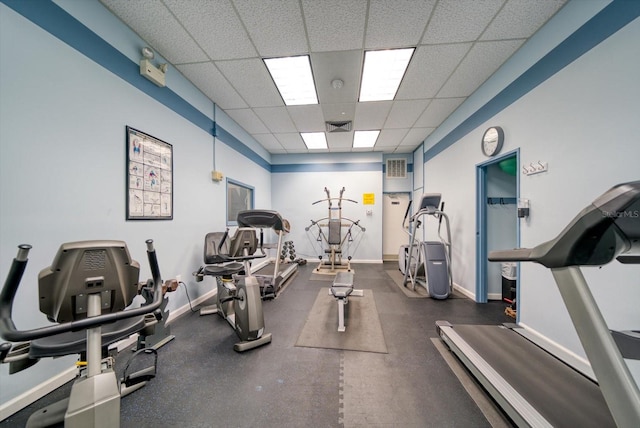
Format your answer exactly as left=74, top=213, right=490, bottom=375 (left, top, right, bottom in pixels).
left=454, top=325, right=615, bottom=428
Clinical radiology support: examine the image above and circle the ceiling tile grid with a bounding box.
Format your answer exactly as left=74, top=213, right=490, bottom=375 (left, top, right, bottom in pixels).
left=100, top=0, right=208, bottom=64
left=414, top=98, right=465, bottom=128
left=99, top=0, right=568, bottom=155
left=253, top=107, right=298, bottom=133
left=396, top=43, right=472, bottom=100
left=302, top=0, right=368, bottom=52
left=421, top=0, right=505, bottom=44
left=481, top=0, right=567, bottom=41
left=365, top=0, right=436, bottom=49
left=215, top=58, right=283, bottom=107
left=164, top=0, right=257, bottom=61
left=225, top=109, right=270, bottom=134
left=437, top=39, right=526, bottom=98
left=233, top=0, right=308, bottom=57
left=176, top=62, right=247, bottom=110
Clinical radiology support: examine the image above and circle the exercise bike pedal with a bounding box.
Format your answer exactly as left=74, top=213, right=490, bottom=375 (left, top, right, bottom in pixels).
left=121, top=348, right=158, bottom=391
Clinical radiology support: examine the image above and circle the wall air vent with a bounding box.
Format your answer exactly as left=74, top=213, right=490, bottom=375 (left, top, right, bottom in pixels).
left=325, top=121, right=352, bottom=133
left=386, top=158, right=407, bottom=179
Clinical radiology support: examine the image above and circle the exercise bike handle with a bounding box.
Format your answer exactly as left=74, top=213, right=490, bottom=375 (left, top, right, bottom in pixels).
left=0, top=240, right=164, bottom=343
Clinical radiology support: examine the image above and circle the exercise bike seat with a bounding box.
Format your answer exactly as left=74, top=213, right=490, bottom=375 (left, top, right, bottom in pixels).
left=28, top=316, right=147, bottom=359
left=203, top=263, right=244, bottom=277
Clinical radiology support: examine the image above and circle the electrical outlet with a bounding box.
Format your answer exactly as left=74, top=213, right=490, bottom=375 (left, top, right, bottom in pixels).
left=176, top=274, right=182, bottom=283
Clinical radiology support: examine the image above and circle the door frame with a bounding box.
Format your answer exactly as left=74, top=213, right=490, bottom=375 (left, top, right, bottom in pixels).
left=382, top=191, right=411, bottom=260
left=475, top=148, right=520, bottom=306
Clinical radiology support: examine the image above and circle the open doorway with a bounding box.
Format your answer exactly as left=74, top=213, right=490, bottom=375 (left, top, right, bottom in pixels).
left=476, top=150, right=520, bottom=318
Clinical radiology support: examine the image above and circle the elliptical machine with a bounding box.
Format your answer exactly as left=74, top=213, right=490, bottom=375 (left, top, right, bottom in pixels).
left=193, top=227, right=272, bottom=352
left=401, top=193, right=453, bottom=299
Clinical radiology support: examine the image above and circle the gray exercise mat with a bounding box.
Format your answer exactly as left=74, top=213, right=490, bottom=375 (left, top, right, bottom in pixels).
left=385, top=269, right=465, bottom=299
left=295, top=287, right=388, bottom=354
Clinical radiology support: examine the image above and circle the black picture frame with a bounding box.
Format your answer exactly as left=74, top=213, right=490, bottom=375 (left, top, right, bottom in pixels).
left=126, top=126, right=173, bottom=220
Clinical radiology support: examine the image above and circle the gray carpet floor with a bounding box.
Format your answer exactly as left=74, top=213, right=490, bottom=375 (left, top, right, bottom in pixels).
left=1, top=262, right=514, bottom=428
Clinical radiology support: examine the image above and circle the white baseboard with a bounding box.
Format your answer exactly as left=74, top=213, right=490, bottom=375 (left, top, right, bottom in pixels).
left=0, top=366, right=76, bottom=422
left=166, top=287, right=217, bottom=324
left=487, top=292, right=503, bottom=301
left=453, top=283, right=475, bottom=300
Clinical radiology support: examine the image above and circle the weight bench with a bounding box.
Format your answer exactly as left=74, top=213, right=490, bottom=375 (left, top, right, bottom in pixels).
left=329, top=272, right=363, bottom=332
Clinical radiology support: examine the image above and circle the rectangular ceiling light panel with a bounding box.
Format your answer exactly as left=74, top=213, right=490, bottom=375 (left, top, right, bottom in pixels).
left=264, top=56, right=318, bottom=106
left=359, top=48, right=415, bottom=102
left=353, top=130, right=380, bottom=148
left=301, top=132, right=328, bottom=149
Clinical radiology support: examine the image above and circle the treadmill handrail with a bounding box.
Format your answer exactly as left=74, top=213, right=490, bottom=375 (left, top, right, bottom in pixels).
left=489, top=181, right=640, bottom=268
left=237, top=209, right=288, bottom=232
left=0, top=240, right=164, bottom=343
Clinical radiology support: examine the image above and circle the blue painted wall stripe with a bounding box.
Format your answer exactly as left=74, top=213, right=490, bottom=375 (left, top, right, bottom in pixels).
left=1, top=0, right=270, bottom=171
left=424, top=0, right=640, bottom=164
left=271, top=162, right=382, bottom=173
left=382, top=163, right=413, bottom=174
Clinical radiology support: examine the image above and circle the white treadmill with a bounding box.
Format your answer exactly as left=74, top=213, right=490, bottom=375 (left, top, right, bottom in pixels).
left=237, top=210, right=298, bottom=299
left=437, top=181, right=640, bottom=427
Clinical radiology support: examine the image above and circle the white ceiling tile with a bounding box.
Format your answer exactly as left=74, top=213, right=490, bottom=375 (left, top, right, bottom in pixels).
left=215, top=59, right=283, bottom=107
left=233, top=0, right=308, bottom=57
left=422, top=0, right=503, bottom=44
left=327, top=132, right=354, bottom=151
left=164, top=0, right=256, bottom=60
left=288, top=105, right=326, bottom=132
left=275, top=133, right=306, bottom=150
left=225, top=109, right=269, bottom=134
left=365, top=0, right=436, bottom=49
left=384, top=100, right=431, bottom=129
left=400, top=128, right=435, bottom=147
left=396, top=44, right=471, bottom=100
left=354, top=101, right=393, bottom=130
left=438, top=40, right=524, bottom=97
left=176, top=62, right=247, bottom=109
left=253, top=107, right=297, bottom=133
left=252, top=133, right=284, bottom=151
left=102, top=0, right=561, bottom=155
left=302, top=0, right=367, bottom=52
left=322, top=103, right=356, bottom=123
left=100, top=0, right=207, bottom=64
left=414, top=98, right=464, bottom=127
left=481, top=0, right=567, bottom=41
left=376, top=129, right=410, bottom=147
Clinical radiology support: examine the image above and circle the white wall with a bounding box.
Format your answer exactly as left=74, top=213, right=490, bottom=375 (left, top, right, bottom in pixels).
left=424, top=14, right=640, bottom=368
left=0, top=2, right=271, bottom=405
left=271, top=153, right=383, bottom=263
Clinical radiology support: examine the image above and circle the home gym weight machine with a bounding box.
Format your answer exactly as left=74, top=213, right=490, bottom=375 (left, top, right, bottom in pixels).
left=401, top=193, right=453, bottom=299
left=193, top=226, right=272, bottom=352
left=0, top=239, right=165, bottom=428
left=305, top=187, right=366, bottom=274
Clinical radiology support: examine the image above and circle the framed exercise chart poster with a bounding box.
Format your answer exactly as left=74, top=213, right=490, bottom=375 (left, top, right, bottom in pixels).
left=126, top=126, right=173, bottom=220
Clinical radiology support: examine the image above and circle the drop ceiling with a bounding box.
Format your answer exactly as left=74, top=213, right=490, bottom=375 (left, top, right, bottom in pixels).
left=99, top=0, right=567, bottom=154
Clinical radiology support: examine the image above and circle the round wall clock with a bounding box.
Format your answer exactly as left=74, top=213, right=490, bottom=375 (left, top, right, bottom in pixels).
left=481, top=126, right=504, bottom=157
